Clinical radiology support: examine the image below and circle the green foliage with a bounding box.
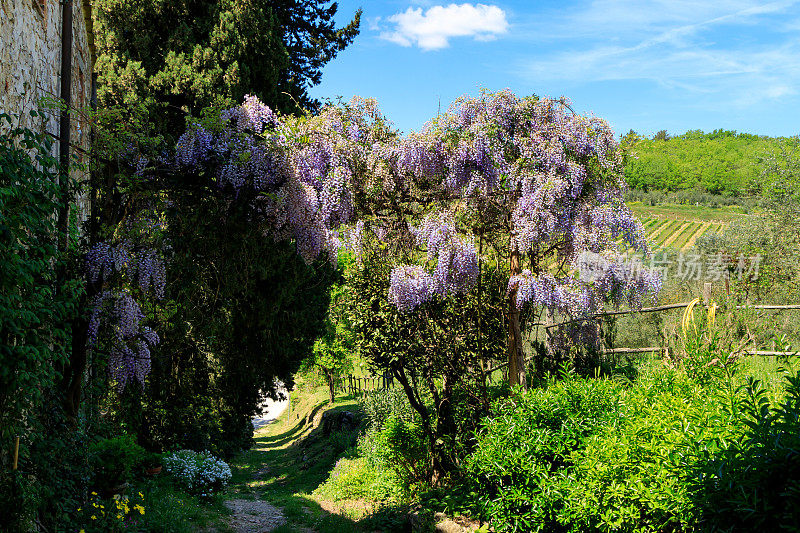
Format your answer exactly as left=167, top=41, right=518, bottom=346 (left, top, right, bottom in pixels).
left=370, top=416, right=431, bottom=487
left=0, top=113, right=86, bottom=529
left=691, top=373, right=800, bottom=531
left=463, top=362, right=800, bottom=532
left=90, top=435, right=147, bottom=493
left=360, top=387, right=417, bottom=428
left=467, top=375, right=624, bottom=532
left=625, top=188, right=756, bottom=209
left=94, top=0, right=362, bottom=135
left=623, top=129, right=798, bottom=196
left=317, top=387, right=422, bottom=502
left=314, top=456, right=405, bottom=502
left=0, top=113, right=79, bottom=443
left=565, top=373, right=713, bottom=532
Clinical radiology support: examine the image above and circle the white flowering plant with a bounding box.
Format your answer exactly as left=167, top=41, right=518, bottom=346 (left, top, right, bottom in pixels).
left=162, top=449, right=232, bottom=495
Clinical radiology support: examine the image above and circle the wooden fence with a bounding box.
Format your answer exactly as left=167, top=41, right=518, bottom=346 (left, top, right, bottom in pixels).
left=550, top=281, right=800, bottom=359
left=341, top=282, right=800, bottom=381
left=338, top=373, right=394, bottom=397
left=485, top=284, right=800, bottom=375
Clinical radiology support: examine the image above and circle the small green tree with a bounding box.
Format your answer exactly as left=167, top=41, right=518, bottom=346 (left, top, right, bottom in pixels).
left=307, top=257, right=356, bottom=403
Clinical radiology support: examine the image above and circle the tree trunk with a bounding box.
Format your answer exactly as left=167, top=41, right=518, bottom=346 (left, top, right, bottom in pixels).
left=507, top=242, right=526, bottom=388
left=325, top=369, right=335, bottom=404
left=392, top=367, right=450, bottom=485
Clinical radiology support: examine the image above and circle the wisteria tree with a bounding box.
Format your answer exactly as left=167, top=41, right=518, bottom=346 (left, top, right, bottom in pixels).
left=362, top=90, right=661, bottom=385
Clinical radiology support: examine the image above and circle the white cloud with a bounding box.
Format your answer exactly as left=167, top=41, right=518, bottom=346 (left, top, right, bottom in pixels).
left=380, top=3, right=509, bottom=50
left=367, top=16, right=383, bottom=32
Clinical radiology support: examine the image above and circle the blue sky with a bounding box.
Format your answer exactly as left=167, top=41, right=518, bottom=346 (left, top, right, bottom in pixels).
left=308, top=1, right=800, bottom=138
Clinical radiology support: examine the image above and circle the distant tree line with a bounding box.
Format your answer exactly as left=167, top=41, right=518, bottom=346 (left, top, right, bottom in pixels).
left=622, top=129, right=799, bottom=197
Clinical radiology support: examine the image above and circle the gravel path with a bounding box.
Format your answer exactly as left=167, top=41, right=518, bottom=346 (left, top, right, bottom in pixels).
left=224, top=499, right=286, bottom=532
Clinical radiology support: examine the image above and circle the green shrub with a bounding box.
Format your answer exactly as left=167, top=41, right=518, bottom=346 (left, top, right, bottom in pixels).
left=359, top=388, right=433, bottom=489
left=467, top=375, right=623, bottom=532
left=566, top=371, right=719, bottom=532
left=361, top=387, right=417, bottom=428
left=314, top=456, right=405, bottom=501
left=465, top=363, right=800, bottom=532
left=371, top=416, right=431, bottom=486
left=692, top=372, right=800, bottom=531
left=90, top=435, right=146, bottom=493
left=315, top=387, right=425, bottom=502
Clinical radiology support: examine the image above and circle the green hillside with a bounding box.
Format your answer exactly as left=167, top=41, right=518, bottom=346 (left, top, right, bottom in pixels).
left=623, top=129, right=798, bottom=196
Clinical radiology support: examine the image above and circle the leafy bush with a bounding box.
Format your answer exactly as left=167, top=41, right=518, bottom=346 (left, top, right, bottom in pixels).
left=316, top=387, right=428, bottom=502
left=163, top=449, right=232, bottom=495
left=370, top=416, right=431, bottom=487
left=692, top=373, right=800, bottom=531
left=360, top=387, right=432, bottom=489
left=467, top=375, right=623, bottom=532
left=465, top=362, right=800, bottom=532
left=566, top=371, right=717, bottom=532
left=90, top=435, right=146, bottom=493
left=360, top=387, right=417, bottom=428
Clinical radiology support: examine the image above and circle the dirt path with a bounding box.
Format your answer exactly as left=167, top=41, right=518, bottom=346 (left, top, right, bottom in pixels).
left=223, top=388, right=292, bottom=532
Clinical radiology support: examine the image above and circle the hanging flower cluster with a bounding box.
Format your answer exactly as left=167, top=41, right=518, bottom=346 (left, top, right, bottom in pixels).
left=85, top=238, right=165, bottom=390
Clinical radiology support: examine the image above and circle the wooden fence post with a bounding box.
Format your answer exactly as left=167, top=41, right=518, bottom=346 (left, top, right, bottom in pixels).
left=12, top=436, right=19, bottom=470
left=703, top=282, right=712, bottom=304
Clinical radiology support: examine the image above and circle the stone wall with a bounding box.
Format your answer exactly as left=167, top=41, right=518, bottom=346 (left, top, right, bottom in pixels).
left=1, top=0, right=93, bottom=217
